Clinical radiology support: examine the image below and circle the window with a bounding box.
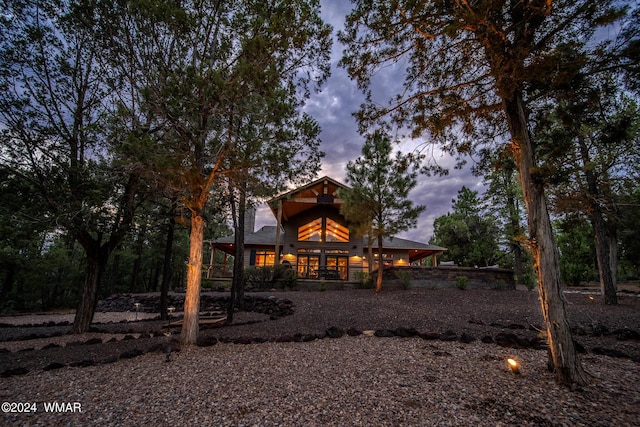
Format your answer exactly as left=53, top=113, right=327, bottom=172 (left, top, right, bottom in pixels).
left=326, top=218, right=349, bottom=242
left=255, top=250, right=275, bottom=266
left=298, top=217, right=349, bottom=242
left=298, top=218, right=322, bottom=241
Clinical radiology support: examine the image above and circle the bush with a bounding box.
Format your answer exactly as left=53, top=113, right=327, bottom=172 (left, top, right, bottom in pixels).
left=282, top=269, right=298, bottom=290
left=456, top=276, right=468, bottom=290
left=245, top=265, right=287, bottom=290
left=354, top=271, right=373, bottom=289
left=396, top=270, right=412, bottom=290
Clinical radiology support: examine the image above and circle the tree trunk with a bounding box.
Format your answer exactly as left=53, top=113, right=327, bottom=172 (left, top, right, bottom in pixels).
left=228, top=190, right=246, bottom=323
left=72, top=248, right=108, bottom=333
left=375, top=233, right=383, bottom=293
left=159, top=211, right=176, bottom=320
left=181, top=213, right=204, bottom=345
left=608, top=226, right=618, bottom=289
left=577, top=138, right=617, bottom=304
left=505, top=165, right=524, bottom=283
left=505, top=94, right=587, bottom=386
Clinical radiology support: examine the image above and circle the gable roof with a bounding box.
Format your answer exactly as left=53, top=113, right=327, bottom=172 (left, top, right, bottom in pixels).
left=267, top=176, right=348, bottom=221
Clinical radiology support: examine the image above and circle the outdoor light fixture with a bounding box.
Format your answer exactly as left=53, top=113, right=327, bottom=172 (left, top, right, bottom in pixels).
left=167, top=306, right=175, bottom=326
left=134, top=302, right=141, bottom=320
left=507, top=358, right=520, bottom=375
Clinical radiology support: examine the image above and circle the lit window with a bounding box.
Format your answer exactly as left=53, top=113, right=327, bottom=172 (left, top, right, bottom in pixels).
left=298, top=218, right=322, bottom=241
left=326, top=218, right=349, bottom=242
left=297, top=218, right=349, bottom=242
left=255, top=251, right=275, bottom=266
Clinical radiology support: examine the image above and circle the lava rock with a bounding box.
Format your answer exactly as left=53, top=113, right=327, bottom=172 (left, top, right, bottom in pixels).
left=418, top=331, right=440, bottom=340
left=70, top=359, right=95, bottom=367
left=326, top=327, right=345, bottom=338
left=346, top=328, right=362, bottom=337
left=459, top=333, right=476, bottom=344
left=395, top=327, right=418, bottom=337
left=119, top=349, right=143, bottom=359
left=43, top=362, right=67, bottom=371
left=439, top=331, right=458, bottom=341
left=1, top=367, right=29, bottom=377
left=374, top=329, right=395, bottom=338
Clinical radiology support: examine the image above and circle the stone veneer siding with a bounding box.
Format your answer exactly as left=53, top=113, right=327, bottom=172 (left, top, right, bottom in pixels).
left=382, top=266, right=515, bottom=290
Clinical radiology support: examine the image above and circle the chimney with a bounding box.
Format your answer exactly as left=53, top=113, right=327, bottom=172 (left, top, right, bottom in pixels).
left=244, top=207, right=256, bottom=234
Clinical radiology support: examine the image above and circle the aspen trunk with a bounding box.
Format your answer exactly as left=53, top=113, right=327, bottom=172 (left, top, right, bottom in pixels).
left=181, top=213, right=204, bottom=345
left=505, top=94, right=587, bottom=386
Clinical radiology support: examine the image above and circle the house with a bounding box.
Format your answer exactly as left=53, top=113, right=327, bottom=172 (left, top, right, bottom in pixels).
left=208, top=176, right=446, bottom=281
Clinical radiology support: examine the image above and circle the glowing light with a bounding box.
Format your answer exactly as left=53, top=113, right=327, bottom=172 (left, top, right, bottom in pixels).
left=507, top=358, right=520, bottom=374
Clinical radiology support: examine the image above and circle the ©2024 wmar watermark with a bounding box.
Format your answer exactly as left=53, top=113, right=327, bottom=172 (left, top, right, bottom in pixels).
left=3, top=401, right=82, bottom=413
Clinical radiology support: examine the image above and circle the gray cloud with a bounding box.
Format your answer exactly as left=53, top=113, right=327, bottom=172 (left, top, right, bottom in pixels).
left=254, top=1, right=485, bottom=243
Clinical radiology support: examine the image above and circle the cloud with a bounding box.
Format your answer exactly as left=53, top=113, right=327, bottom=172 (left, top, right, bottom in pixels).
left=254, top=1, right=486, bottom=244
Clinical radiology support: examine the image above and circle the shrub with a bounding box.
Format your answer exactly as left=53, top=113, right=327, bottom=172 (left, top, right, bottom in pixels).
left=282, top=269, right=298, bottom=290
left=456, top=276, right=468, bottom=290
left=396, top=270, right=412, bottom=290
left=354, top=271, right=373, bottom=289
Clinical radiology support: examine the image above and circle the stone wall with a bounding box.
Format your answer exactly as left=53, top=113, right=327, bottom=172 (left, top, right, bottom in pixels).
left=382, top=266, right=515, bottom=290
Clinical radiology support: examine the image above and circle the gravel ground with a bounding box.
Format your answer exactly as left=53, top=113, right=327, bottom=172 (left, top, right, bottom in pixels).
left=1, top=288, right=639, bottom=426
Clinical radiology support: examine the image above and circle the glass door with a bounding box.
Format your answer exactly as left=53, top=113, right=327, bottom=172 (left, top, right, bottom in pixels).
left=326, top=256, right=348, bottom=280
left=297, top=255, right=320, bottom=278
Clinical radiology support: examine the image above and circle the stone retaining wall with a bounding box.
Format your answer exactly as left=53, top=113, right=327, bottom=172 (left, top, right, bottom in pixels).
left=382, top=266, right=515, bottom=290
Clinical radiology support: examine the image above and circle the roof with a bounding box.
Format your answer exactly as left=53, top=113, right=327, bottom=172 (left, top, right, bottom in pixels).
left=371, top=236, right=446, bottom=263
left=267, top=176, right=348, bottom=221
left=208, top=226, right=283, bottom=255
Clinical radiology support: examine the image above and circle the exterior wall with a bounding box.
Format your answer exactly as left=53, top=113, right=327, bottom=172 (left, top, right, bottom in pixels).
left=280, top=205, right=365, bottom=280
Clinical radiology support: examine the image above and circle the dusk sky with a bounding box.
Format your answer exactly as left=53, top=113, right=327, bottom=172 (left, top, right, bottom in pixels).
left=254, top=1, right=486, bottom=242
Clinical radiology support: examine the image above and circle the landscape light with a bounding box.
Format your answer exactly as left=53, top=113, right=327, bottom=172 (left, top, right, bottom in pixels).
left=507, top=358, right=520, bottom=375
left=134, top=302, right=141, bottom=320
left=168, top=306, right=175, bottom=326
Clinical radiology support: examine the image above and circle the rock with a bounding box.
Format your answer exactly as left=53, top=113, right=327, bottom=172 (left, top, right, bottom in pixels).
left=591, top=347, right=631, bottom=359
left=119, top=349, right=143, bottom=359
left=43, top=362, right=67, bottom=371
left=70, top=359, right=95, bottom=367
left=41, top=343, right=61, bottom=350
left=494, top=332, right=530, bottom=349
left=439, top=331, right=457, bottom=341
left=346, top=328, right=362, bottom=337
left=301, top=334, right=317, bottom=342
left=459, top=333, right=476, bottom=344
left=395, top=327, right=418, bottom=337
left=417, top=331, right=440, bottom=340
left=326, top=327, right=345, bottom=338
left=100, top=355, right=119, bottom=364
left=612, top=328, right=640, bottom=341
left=146, top=343, right=165, bottom=353
left=1, top=367, right=29, bottom=377
left=374, top=329, right=395, bottom=337
left=232, top=336, right=253, bottom=345
left=84, top=337, right=103, bottom=345
left=507, top=323, right=525, bottom=330
left=481, top=335, right=494, bottom=344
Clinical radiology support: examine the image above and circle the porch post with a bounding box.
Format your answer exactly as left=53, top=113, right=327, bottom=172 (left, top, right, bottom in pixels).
left=432, top=254, right=437, bottom=267
left=208, top=244, right=215, bottom=279
left=275, top=200, right=282, bottom=262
